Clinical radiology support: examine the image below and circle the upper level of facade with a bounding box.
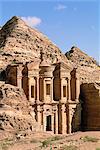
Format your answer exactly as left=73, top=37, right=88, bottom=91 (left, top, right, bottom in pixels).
left=5, top=58, right=80, bottom=105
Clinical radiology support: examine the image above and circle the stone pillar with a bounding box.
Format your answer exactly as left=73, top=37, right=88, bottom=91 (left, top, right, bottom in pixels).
left=43, top=110, right=46, bottom=131
left=55, top=109, right=58, bottom=134
left=68, top=108, right=72, bottom=134
left=61, top=104, right=66, bottom=134
left=68, top=107, right=74, bottom=134
left=37, top=105, right=41, bottom=125
left=67, top=79, right=69, bottom=101
left=36, top=77, right=39, bottom=102
left=51, top=114, right=54, bottom=133
left=61, top=79, right=63, bottom=101
left=17, top=66, right=23, bottom=88
left=68, top=77, right=71, bottom=101
left=75, top=75, right=80, bottom=101
left=44, top=78, right=46, bottom=102
left=51, top=78, right=53, bottom=102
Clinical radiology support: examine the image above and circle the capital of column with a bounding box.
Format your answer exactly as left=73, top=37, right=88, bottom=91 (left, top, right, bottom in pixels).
left=17, top=65, right=24, bottom=75
left=60, top=105, right=66, bottom=112
left=17, top=76, right=22, bottom=79
left=28, top=75, right=35, bottom=79
left=17, top=65, right=24, bottom=71
left=69, top=107, right=75, bottom=116
left=37, top=105, right=42, bottom=112
left=52, top=105, right=58, bottom=112
left=36, top=76, right=39, bottom=80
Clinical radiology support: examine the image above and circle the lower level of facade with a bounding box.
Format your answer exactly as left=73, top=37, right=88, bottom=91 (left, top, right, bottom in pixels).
left=34, top=102, right=81, bottom=134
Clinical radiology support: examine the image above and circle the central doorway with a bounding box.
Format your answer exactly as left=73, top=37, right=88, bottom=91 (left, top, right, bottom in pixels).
left=46, top=115, right=52, bottom=131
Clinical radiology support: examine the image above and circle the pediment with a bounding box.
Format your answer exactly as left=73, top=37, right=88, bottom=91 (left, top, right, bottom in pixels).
left=59, top=62, right=72, bottom=72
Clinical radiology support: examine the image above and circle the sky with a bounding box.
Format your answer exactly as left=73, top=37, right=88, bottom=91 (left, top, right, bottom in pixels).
left=0, top=0, right=100, bottom=62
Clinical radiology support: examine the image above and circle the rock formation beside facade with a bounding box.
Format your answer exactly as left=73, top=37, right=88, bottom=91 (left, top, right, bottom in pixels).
left=0, top=16, right=99, bottom=134
left=65, top=46, right=100, bottom=83
left=0, top=82, right=40, bottom=132
left=81, top=83, right=100, bottom=130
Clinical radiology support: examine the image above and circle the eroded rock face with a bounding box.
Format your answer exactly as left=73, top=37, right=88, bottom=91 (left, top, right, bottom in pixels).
left=0, top=82, right=29, bottom=113
left=0, top=16, right=68, bottom=70
left=65, top=46, right=100, bottom=83
left=81, top=82, right=100, bottom=130
left=0, top=82, right=39, bottom=132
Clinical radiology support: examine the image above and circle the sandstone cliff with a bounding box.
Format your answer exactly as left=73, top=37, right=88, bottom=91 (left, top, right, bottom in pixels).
left=81, top=83, right=100, bottom=130
left=0, top=82, right=40, bottom=132
left=65, top=46, right=100, bottom=83
left=0, top=16, right=68, bottom=70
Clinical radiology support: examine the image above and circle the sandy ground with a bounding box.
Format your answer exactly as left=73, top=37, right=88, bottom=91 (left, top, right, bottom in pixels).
left=0, top=131, right=100, bottom=150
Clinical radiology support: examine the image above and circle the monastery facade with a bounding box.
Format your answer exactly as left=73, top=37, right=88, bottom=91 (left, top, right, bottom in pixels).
left=6, top=53, right=81, bottom=134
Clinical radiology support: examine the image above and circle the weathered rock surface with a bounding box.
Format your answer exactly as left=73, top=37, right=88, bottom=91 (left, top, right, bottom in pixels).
left=65, top=46, right=100, bottom=83
left=0, top=82, right=39, bottom=132
left=81, top=82, right=100, bottom=130
left=0, top=16, right=68, bottom=70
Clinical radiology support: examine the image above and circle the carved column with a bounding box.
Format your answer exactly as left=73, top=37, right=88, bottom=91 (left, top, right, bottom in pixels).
left=44, top=78, right=46, bottom=102
left=60, top=78, right=63, bottom=101
left=67, top=78, right=69, bottom=100
left=75, top=74, right=80, bottom=101
left=37, top=105, right=41, bottom=125
left=68, top=107, right=75, bottom=134
left=51, top=77, right=54, bottom=102
left=59, top=104, right=67, bottom=134
left=55, top=108, right=58, bottom=134
left=51, top=114, right=54, bottom=133
left=56, top=106, right=58, bottom=134
left=17, top=65, right=23, bottom=88
left=53, top=105, right=58, bottom=134
left=61, top=104, right=66, bottom=134
left=68, top=77, right=71, bottom=101
left=68, top=108, right=72, bottom=134
left=43, top=113, right=46, bottom=131
left=36, top=77, right=39, bottom=102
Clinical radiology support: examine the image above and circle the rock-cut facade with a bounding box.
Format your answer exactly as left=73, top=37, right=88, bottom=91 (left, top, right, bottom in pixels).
left=5, top=51, right=81, bottom=134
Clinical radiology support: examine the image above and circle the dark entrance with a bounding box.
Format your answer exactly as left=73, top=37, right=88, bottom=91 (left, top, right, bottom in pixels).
left=46, top=115, right=52, bottom=131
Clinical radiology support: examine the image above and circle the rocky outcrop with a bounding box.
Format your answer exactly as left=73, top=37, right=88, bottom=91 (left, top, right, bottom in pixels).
left=65, top=46, right=97, bottom=67
left=65, top=46, right=100, bottom=83
left=0, top=16, right=68, bottom=70
left=0, top=82, right=40, bottom=132
left=81, top=82, right=100, bottom=131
